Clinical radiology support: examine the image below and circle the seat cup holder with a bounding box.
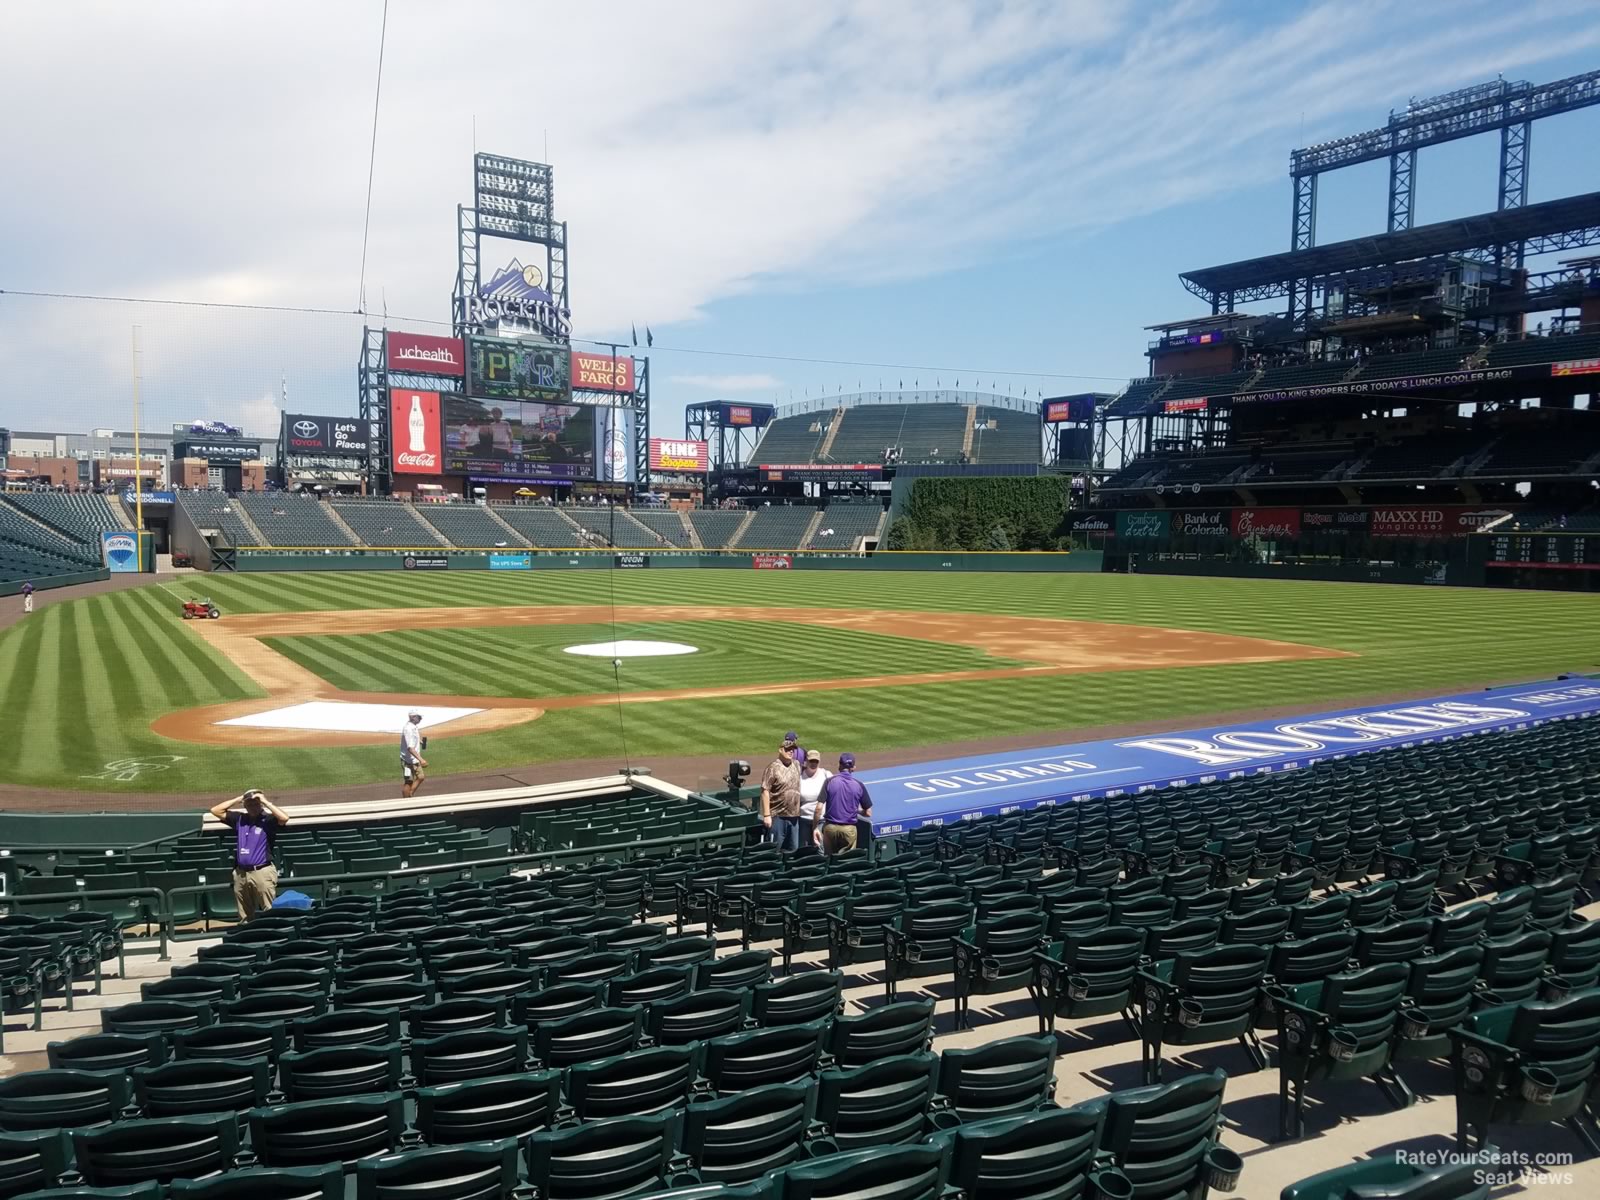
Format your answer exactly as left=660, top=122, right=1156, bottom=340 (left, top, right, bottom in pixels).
left=1205, top=1145, right=1244, bottom=1191
left=1327, top=1027, right=1359, bottom=1062
left=1520, top=1065, right=1559, bottom=1105
left=1089, top=1167, right=1135, bottom=1200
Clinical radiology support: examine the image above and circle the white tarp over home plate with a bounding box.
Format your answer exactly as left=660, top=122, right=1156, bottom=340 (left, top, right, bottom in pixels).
left=217, top=701, right=483, bottom=733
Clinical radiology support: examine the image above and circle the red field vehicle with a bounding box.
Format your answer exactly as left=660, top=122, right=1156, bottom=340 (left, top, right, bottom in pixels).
left=182, top=598, right=221, bottom=620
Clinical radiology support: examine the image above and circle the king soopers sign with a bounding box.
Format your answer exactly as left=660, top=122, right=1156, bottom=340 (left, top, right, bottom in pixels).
left=859, top=677, right=1600, bottom=833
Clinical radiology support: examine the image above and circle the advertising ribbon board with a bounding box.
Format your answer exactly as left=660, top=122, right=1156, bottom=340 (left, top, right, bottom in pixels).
left=752, top=554, right=793, bottom=569
left=402, top=555, right=450, bottom=571
left=488, top=553, right=532, bottom=571
left=1369, top=505, right=1507, bottom=537
left=1173, top=509, right=1229, bottom=538
left=614, top=553, right=650, bottom=569
left=1068, top=512, right=1113, bottom=536
left=1231, top=507, right=1301, bottom=539
left=860, top=676, right=1600, bottom=833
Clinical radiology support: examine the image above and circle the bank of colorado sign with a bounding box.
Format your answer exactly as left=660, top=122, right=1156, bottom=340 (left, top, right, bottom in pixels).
left=648, top=439, right=709, bottom=472
left=385, top=331, right=465, bottom=377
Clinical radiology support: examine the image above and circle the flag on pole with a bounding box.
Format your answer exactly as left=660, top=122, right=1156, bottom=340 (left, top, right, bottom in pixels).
left=631, top=324, right=637, bottom=347
left=645, top=327, right=654, bottom=347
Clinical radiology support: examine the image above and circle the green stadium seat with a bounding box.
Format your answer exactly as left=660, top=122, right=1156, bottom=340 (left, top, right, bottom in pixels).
left=169, top=1164, right=343, bottom=1200
left=813, top=1052, right=941, bottom=1151
left=412, top=1071, right=561, bottom=1145
left=247, top=1092, right=406, bottom=1170
left=934, top=1103, right=1107, bottom=1200
left=71, top=1114, right=240, bottom=1187
left=0, top=1069, right=134, bottom=1133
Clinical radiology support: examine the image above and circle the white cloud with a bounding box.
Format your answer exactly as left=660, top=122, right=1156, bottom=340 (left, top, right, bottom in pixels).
left=669, top=373, right=783, bottom=392
left=2, top=0, right=1597, bottom=434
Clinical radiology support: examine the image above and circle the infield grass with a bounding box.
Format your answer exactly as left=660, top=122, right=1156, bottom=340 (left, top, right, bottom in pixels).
left=264, top=620, right=1029, bottom=699
left=2, top=570, right=1596, bottom=793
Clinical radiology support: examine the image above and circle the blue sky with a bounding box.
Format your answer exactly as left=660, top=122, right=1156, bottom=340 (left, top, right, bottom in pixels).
left=1, top=1, right=1597, bottom=441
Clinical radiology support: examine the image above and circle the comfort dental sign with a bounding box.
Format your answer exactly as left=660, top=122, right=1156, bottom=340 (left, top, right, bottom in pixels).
left=860, top=678, right=1600, bottom=833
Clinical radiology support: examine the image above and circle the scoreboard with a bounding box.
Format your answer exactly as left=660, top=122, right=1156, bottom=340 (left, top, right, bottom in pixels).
left=1486, top=533, right=1597, bottom=571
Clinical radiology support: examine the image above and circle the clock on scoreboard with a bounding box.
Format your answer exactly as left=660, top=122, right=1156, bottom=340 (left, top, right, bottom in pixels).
left=1487, top=533, right=1595, bottom=571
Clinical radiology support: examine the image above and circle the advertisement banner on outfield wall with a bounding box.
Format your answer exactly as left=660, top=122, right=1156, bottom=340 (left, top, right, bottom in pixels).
left=390, top=390, right=444, bottom=475
left=385, top=331, right=466, bottom=377
left=1174, top=509, right=1229, bottom=538
left=402, top=555, right=449, bottom=570
left=102, top=531, right=140, bottom=573
left=489, top=553, right=532, bottom=570
left=1369, top=505, right=1507, bottom=537
left=1301, top=507, right=1371, bottom=536
left=614, top=553, right=650, bottom=569
left=752, top=554, right=793, bottom=569
left=649, top=439, right=709, bottom=472
left=1231, top=507, right=1301, bottom=539
left=1115, top=510, right=1171, bottom=540
left=1068, top=512, right=1113, bottom=536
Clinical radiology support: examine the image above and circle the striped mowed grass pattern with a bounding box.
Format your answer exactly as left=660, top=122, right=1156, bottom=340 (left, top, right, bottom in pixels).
left=263, top=620, right=1028, bottom=699
left=0, top=571, right=1595, bottom=793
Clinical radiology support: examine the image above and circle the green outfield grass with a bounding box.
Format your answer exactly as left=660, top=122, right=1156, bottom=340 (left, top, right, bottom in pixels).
left=2, top=571, right=1597, bottom=793
left=263, top=619, right=1028, bottom=699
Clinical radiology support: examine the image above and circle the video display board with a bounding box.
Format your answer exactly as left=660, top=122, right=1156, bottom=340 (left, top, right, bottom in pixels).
left=441, top=393, right=596, bottom=480
left=467, top=335, right=572, bottom=403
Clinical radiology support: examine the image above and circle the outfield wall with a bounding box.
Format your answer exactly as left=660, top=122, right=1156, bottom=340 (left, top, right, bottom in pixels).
left=220, top=549, right=1105, bottom=574
left=0, top=567, right=108, bottom=597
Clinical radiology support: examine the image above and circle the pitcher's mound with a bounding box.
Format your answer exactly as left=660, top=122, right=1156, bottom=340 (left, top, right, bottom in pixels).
left=217, top=701, right=483, bottom=733
left=563, top=640, right=700, bottom=658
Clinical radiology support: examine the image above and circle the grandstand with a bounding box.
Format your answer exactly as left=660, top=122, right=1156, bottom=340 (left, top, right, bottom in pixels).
left=414, top=502, right=527, bottom=547
left=749, top=392, right=1042, bottom=469
left=807, top=502, right=885, bottom=550
left=733, top=505, right=817, bottom=549
left=629, top=509, right=694, bottom=547
left=489, top=505, right=586, bottom=548
left=327, top=499, right=440, bottom=547
left=175, top=493, right=258, bottom=547
left=2, top=492, right=129, bottom=541
left=0, top=493, right=119, bottom=583
left=564, top=507, right=665, bottom=549
left=234, top=494, right=354, bottom=547
left=1, top=713, right=1597, bottom=1196
left=685, top=509, right=750, bottom=549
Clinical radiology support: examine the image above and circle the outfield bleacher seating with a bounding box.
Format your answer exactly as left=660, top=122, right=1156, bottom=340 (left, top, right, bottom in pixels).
left=326, top=499, right=437, bottom=547
left=749, top=413, right=832, bottom=464
left=733, top=506, right=815, bottom=549
left=491, top=505, right=585, bottom=548
left=0, top=503, right=102, bottom=568
left=414, top=503, right=525, bottom=547
left=1109, top=376, right=1171, bottom=412
left=630, top=510, right=694, bottom=547
left=176, top=493, right=257, bottom=547
left=828, top=404, right=968, bottom=464
left=3, top=492, right=128, bottom=541
left=1242, top=361, right=1356, bottom=393
left=807, top=503, right=884, bottom=550
left=1470, top=430, right=1594, bottom=478
left=234, top=494, right=353, bottom=547
left=0, top=540, right=93, bottom=584
left=1157, top=369, right=1258, bottom=403
left=565, top=508, right=662, bottom=549
left=968, top=407, right=1041, bottom=464
left=1353, top=347, right=1473, bottom=383
left=1347, top=435, right=1480, bottom=480
left=686, top=510, right=749, bottom=549
left=1485, top=331, right=1600, bottom=369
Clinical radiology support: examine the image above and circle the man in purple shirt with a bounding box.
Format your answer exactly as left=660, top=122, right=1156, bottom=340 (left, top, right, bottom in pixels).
left=207, top=789, right=290, bottom=922
left=813, top=753, right=872, bottom=855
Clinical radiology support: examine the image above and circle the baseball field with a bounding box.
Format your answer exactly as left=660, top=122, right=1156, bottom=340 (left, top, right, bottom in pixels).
left=3, top=569, right=1598, bottom=796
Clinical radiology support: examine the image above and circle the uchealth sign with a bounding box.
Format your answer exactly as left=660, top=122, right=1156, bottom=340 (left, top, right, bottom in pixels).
left=859, top=676, right=1600, bottom=833
left=648, top=438, right=709, bottom=472
left=571, top=352, right=636, bottom=394
left=385, top=331, right=465, bottom=377
left=389, top=389, right=443, bottom=475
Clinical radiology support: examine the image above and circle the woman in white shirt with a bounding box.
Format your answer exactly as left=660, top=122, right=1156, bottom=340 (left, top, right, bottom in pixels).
left=797, top=749, right=831, bottom=848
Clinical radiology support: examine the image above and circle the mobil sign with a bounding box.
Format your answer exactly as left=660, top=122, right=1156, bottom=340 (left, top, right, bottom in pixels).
left=389, top=389, right=443, bottom=475
left=385, top=331, right=465, bottom=377
left=648, top=438, right=709, bottom=472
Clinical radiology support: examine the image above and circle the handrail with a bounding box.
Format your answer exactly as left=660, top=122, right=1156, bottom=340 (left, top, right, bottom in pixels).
left=162, top=824, right=752, bottom=941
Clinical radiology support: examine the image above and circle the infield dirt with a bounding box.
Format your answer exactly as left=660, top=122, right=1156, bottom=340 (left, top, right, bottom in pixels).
left=150, top=604, right=1351, bottom=747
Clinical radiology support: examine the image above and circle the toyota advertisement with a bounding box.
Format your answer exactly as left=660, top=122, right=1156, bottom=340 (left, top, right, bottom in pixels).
left=440, top=393, right=596, bottom=480
left=283, top=413, right=370, bottom=456
left=385, top=331, right=465, bottom=377
left=648, top=438, right=709, bottom=472
left=389, top=389, right=443, bottom=475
